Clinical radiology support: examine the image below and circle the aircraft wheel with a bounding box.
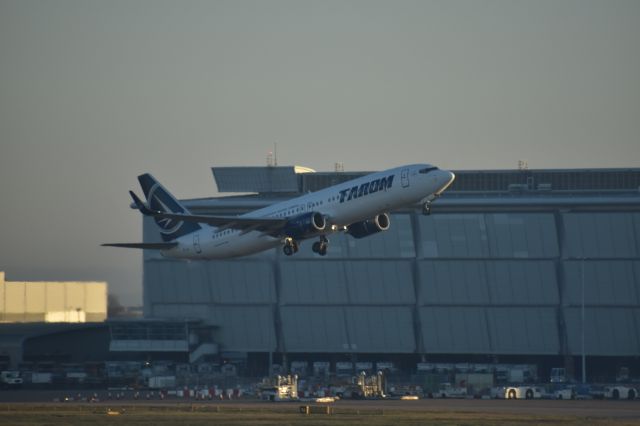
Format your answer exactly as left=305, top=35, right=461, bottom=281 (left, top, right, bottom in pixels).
left=318, top=244, right=328, bottom=256
left=283, top=245, right=294, bottom=256
left=422, top=202, right=431, bottom=215
left=312, top=241, right=321, bottom=253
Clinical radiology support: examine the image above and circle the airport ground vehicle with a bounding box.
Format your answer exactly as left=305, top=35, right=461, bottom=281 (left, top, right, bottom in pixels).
left=504, top=386, right=543, bottom=399
left=0, top=371, right=23, bottom=388
left=550, top=367, right=567, bottom=383
left=604, top=385, right=637, bottom=400
left=553, top=387, right=576, bottom=399
left=437, top=382, right=467, bottom=398
left=259, top=375, right=298, bottom=401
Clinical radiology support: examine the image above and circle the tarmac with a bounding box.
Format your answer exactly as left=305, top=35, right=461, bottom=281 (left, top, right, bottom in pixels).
left=1, top=390, right=639, bottom=420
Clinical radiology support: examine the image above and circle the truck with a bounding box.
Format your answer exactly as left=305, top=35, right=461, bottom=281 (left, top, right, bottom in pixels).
left=504, top=386, right=543, bottom=400
left=30, top=372, right=53, bottom=386
left=148, top=375, right=176, bottom=389
left=604, top=385, right=637, bottom=400
left=553, top=387, right=576, bottom=400
left=550, top=367, right=567, bottom=383
left=437, top=382, right=467, bottom=398
left=1, top=371, right=23, bottom=389
left=356, top=371, right=386, bottom=399
left=259, top=375, right=298, bottom=401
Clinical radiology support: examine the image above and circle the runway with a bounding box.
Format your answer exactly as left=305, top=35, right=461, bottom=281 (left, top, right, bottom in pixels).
left=1, top=390, right=639, bottom=420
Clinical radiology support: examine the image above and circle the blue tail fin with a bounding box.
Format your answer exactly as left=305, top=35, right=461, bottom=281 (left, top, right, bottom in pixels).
left=137, top=173, right=202, bottom=242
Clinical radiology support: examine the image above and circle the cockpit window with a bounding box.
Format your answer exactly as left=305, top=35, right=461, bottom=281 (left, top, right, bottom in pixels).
left=419, top=167, right=438, bottom=174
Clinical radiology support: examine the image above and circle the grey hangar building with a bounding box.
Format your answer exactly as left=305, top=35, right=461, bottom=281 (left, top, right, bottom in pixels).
left=140, top=166, right=640, bottom=380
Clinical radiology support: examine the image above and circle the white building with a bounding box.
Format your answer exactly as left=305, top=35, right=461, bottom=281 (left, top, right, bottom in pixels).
left=0, top=271, right=107, bottom=323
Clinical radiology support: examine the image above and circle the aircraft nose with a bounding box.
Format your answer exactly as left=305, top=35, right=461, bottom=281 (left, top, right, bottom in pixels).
left=437, top=170, right=455, bottom=192
left=445, top=170, right=455, bottom=186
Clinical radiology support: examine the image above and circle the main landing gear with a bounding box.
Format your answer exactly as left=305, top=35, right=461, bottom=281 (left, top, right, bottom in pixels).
left=282, top=236, right=329, bottom=256
left=283, top=238, right=299, bottom=256
left=311, top=235, right=329, bottom=256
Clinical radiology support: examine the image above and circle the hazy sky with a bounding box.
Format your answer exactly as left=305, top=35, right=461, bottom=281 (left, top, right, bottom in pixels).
left=1, top=0, right=639, bottom=305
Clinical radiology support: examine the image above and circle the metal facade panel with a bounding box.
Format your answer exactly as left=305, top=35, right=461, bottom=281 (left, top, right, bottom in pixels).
left=345, top=307, right=415, bottom=353
left=486, top=261, right=558, bottom=305
left=146, top=260, right=276, bottom=304
left=205, top=261, right=275, bottom=303
left=145, top=261, right=163, bottom=304
left=563, top=261, right=640, bottom=306
left=564, top=307, right=640, bottom=356
left=5, top=283, right=25, bottom=314
left=485, top=214, right=558, bottom=258
left=486, top=308, right=558, bottom=354
left=343, top=262, right=414, bottom=304
left=25, top=283, right=45, bottom=313
left=419, top=261, right=489, bottom=304
left=209, top=306, right=276, bottom=352
left=420, top=307, right=491, bottom=353
left=281, top=306, right=349, bottom=352
left=153, top=303, right=209, bottom=320
left=563, top=213, right=639, bottom=258
left=280, top=261, right=413, bottom=305
left=45, top=283, right=64, bottom=312
left=64, top=283, right=84, bottom=311
left=212, top=166, right=300, bottom=193
left=418, top=213, right=558, bottom=258
left=280, top=262, right=349, bottom=304
left=422, top=214, right=489, bottom=258
left=84, top=284, right=107, bottom=314
left=419, top=261, right=557, bottom=305
left=160, top=263, right=187, bottom=303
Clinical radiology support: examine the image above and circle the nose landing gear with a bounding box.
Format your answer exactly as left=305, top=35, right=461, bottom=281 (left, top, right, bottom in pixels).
left=422, top=201, right=432, bottom=215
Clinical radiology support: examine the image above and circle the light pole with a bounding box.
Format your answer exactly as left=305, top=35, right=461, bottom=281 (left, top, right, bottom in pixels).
left=581, top=258, right=586, bottom=384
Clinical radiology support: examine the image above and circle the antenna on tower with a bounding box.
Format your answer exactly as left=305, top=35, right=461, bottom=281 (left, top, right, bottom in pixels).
left=266, top=143, right=279, bottom=167
left=274, top=142, right=278, bottom=167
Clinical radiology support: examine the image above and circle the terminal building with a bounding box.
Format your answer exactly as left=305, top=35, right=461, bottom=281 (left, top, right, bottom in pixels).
left=141, top=166, right=640, bottom=379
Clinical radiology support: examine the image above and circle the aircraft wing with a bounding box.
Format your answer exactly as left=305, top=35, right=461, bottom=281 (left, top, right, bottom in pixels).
left=148, top=211, right=288, bottom=234
left=101, top=242, right=179, bottom=249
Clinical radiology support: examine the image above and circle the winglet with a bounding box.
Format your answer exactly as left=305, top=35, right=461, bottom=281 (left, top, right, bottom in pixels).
left=129, top=190, right=156, bottom=216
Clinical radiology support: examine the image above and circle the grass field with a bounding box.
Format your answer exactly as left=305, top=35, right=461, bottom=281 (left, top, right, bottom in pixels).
left=2, top=404, right=639, bottom=426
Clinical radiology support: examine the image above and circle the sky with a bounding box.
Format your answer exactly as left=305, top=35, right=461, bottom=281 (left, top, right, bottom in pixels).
left=1, top=0, right=639, bottom=306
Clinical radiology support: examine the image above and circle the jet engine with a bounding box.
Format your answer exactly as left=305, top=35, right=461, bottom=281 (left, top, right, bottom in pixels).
left=346, top=213, right=390, bottom=239
left=284, top=212, right=326, bottom=239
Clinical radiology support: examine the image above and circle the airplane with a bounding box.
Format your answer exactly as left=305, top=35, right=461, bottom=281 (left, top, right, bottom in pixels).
left=103, top=164, right=455, bottom=259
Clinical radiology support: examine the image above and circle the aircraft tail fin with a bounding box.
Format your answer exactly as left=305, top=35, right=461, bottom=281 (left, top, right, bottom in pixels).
left=135, top=173, right=202, bottom=242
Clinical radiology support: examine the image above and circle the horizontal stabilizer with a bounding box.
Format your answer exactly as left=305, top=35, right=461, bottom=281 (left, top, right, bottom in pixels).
left=101, top=242, right=178, bottom=250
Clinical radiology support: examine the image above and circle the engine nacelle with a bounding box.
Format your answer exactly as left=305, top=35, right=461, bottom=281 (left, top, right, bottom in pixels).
left=284, top=212, right=326, bottom=239
left=346, top=213, right=390, bottom=239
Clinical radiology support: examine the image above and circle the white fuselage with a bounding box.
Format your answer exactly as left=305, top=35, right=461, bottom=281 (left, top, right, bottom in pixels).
left=162, top=164, right=454, bottom=259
